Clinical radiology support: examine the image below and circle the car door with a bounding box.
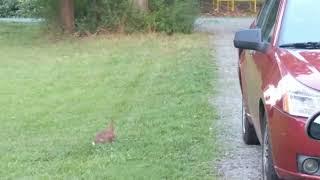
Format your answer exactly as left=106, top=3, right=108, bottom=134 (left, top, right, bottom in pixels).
left=240, top=0, right=280, bottom=140
left=240, top=0, right=271, bottom=117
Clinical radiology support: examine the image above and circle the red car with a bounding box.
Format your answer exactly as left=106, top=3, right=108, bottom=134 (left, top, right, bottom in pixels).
left=234, top=0, right=320, bottom=179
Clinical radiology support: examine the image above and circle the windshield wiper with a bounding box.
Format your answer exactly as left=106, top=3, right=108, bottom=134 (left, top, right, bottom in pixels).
left=280, top=42, right=320, bottom=49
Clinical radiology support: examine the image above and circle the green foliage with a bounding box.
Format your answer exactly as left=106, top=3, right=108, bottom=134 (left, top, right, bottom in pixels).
left=0, top=0, right=19, bottom=17
left=0, top=0, right=200, bottom=34
left=0, top=0, right=38, bottom=17
left=34, top=0, right=59, bottom=25
left=74, top=0, right=146, bottom=33
left=17, top=0, right=40, bottom=17
left=149, top=0, right=200, bottom=34
left=73, top=0, right=199, bottom=33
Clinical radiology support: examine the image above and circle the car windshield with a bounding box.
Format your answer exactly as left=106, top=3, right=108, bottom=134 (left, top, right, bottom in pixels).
left=279, top=0, right=320, bottom=46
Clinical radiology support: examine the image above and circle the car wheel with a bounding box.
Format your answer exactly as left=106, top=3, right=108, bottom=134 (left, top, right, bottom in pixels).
left=262, top=118, right=279, bottom=180
left=242, top=102, right=259, bottom=145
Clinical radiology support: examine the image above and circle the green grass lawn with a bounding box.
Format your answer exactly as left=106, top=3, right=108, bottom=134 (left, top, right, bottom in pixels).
left=0, top=23, right=216, bottom=179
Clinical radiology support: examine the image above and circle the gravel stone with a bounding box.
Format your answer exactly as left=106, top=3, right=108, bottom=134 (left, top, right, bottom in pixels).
left=196, top=17, right=262, bottom=180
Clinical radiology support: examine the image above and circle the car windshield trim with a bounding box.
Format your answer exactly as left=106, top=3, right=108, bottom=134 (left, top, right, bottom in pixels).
left=279, top=42, right=320, bottom=49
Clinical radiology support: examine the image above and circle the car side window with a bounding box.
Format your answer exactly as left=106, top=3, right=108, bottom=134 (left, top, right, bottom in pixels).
left=256, top=0, right=272, bottom=27
left=261, top=0, right=280, bottom=42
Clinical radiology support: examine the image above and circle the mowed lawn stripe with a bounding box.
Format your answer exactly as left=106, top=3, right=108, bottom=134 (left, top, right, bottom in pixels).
left=0, top=23, right=216, bottom=179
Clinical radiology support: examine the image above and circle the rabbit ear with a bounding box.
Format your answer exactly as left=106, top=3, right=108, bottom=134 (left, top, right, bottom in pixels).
left=108, top=120, right=114, bottom=129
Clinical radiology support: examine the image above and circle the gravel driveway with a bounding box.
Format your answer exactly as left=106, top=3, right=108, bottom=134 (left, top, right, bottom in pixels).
left=196, top=17, right=262, bottom=180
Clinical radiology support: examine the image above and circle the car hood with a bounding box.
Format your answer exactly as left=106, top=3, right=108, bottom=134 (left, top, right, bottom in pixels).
left=278, top=49, right=320, bottom=90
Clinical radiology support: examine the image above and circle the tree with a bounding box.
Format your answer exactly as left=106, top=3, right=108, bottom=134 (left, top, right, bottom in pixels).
left=59, top=0, right=75, bottom=33
left=132, top=0, right=148, bottom=12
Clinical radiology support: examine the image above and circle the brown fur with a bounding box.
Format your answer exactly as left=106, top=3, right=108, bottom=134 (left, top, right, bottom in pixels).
left=93, top=121, right=115, bottom=145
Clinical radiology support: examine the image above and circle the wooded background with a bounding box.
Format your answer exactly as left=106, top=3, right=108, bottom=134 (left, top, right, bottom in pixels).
left=0, top=0, right=199, bottom=34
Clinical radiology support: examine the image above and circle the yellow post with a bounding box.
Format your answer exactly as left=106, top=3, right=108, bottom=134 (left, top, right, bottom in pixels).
left=231, top=0, right=235, bottom=11
left=216, top=0, right=220, bottom=12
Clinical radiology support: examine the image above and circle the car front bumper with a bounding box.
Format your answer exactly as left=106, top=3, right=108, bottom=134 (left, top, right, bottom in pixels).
left=268, top=107, right=320, bottom=179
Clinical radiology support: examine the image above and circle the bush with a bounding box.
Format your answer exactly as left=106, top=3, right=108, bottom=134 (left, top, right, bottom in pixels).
left=149, top=0, right=200, bottom=34
left=17, top=0, right=39, bottom=17
left=39, top=0, right=199, bottom=34
left=78, top=0, right=199, bottom=34
left=74, top=0, right=146, bottom=33
left=0, top=0, right=38, bottom=17
left=0, top=0, right=19, bottom=17
left=0, top=0, right=200, bottom=34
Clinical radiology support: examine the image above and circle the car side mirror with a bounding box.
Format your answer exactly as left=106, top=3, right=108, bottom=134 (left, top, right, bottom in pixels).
left=234, top=28, right=268, bottom=52
left=306, top=112, right=320, bottom=140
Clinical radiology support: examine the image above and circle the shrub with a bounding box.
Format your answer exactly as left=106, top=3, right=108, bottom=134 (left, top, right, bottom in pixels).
left=17, top=0, right=39, bottom=17
left=74, top=0, right=147, bottom=33
left=0, top=0, right=200, bottom=34
left=0, top=0, right=19, bottom=17
left=149, top=0, right=200, bottom=34
left=37, top=0, right=199, bottom=34
left=0, top=0, right=38, bottom=17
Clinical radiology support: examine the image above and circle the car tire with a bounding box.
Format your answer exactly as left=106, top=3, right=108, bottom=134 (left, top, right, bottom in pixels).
left=262, top=116, right=279, bottom=180
left=242, top=102, right=259, bottom=145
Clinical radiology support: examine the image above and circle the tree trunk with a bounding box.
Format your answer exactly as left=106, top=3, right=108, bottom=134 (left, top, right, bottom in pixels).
left=60, top=0, right=75, bottom=33
left=132, top=0, right=148, bottom=12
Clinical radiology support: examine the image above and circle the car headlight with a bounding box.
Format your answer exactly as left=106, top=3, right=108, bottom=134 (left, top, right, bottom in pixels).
left=282, top=76, right=320, bottom=118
